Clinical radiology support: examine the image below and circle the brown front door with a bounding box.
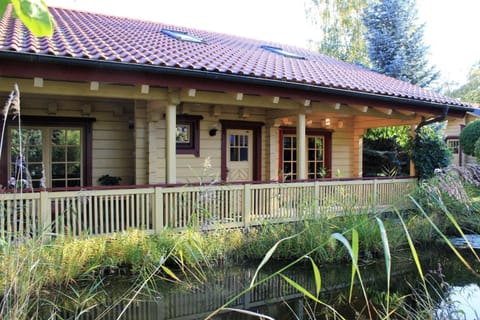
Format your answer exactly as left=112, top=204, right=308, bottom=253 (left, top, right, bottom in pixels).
left=220, top=120, right=263, bottom=182
left=226, top=129, right=253, bottom=182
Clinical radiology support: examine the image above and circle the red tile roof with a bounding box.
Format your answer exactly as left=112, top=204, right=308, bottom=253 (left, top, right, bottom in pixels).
left=0, top=5, right=471, bottom=108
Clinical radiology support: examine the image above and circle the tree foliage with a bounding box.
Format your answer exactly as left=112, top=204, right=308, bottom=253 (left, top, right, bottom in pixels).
left=447, top=60, right=480, bottom=104
left=0, top=0, right=53, bottom=36
left=459, top=120, right=480, bottom=156
left=411, top=126, right=451, bottom=179
left=363, top=126, right=411, bottom=149
left=362, top=0, right=439, bottom=87
left=305, top=0, right=369, bottom=65
left=475, top=139, right=480, bottom=163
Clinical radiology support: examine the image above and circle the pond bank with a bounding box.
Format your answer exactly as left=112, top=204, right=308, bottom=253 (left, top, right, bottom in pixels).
left=51, top=244, right=480, bottom=319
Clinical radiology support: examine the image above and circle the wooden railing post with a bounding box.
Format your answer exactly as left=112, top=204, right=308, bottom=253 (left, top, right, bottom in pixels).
left=314, top=181, right=320, bottom=217
left=243, top=184, right=251, bottom=228
left=39, top=191, right=51, bottom=238
left=373, top=179, right=378, bottom=208
left=154, top=187, right=164, bottom=233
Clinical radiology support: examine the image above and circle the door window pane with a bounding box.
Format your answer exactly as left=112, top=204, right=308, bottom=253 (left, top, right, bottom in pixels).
left=229, top=133, right=249, bottom=162
left=51, top=129, right=81, bottom=187
left=282, top=135, right=296, bottom=180
left=307, top=136, right=325, bottom=179
left=67, top=146, right=81, bottom=162
left=52, top=146, right=65, bottom=162
left=230, top=147, right=239, bottom=161
left=52, top=163, right=65, bottom=179
left=240, top=147, right=248, bottom=161
left=9, top=128, right=43, bottom=188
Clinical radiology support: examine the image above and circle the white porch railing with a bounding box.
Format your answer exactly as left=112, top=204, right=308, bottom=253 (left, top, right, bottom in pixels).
left=0, top=178, right=417, bottom=238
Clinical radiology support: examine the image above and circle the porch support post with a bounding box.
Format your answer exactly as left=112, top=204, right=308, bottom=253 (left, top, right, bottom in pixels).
left=410, top=125, right=416, bottom=176
left=165, top=103, right=177, bottom=184
left=269, top=120, right=281, bottom=180
left=297, top=113, right=306, bottom=180
left=352, top=125, right=364, bottom=177
left=147, top=100, right=163, bottom=184
left=166, top=89, right=181, bottom=184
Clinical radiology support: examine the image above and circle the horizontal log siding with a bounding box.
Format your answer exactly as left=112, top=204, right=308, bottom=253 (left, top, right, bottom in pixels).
left=91, top=102, right=134, bottom=185
left=0, top=178, right=416, bottom=238
left=332, top=122, right=354, bottom=177
left=175, top=104, right=267, bottom=182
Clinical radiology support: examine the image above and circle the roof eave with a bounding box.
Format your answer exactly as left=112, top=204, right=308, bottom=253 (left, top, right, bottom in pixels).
left=0, top=51, right=474, bottom=115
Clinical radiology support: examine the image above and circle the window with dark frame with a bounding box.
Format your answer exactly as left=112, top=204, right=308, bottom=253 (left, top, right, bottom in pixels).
left=176, top=115, right=203, bottom=157
left=280, top=128, right=332, bottom=181
left=1, top=116, right=94, bottom=188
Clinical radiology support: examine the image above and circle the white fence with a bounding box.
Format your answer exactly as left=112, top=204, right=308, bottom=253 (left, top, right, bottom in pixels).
left=0, top=178, right=417, bottom=238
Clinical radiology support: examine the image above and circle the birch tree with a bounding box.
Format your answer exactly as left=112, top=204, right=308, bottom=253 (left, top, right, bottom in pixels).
left=305, top=0, right=369, bottom=65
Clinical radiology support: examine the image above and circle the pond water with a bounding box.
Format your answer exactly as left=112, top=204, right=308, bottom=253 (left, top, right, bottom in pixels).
left=449, top=234, right=480, bottom=249
left=55, top=243, right=480, bottom=320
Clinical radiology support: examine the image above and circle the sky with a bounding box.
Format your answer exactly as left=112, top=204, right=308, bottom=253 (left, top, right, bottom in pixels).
left=46, top=0, right=479, bottom=87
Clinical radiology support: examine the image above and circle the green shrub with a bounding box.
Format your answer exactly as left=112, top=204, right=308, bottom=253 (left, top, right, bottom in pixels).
left=411, top=126, right=451, bottom=179
left=474, top=138, right=480, bottom=162
left=459, top=119, right=480, bottom=156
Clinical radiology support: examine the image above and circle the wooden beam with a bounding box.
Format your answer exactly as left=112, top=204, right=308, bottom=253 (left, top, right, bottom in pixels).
left=267, top=108, right=303, bottom=119
left=347, top=104, right=417, bottom=120
left=187, top=88, right=196, bottom=97
left=90, top=81, right=99, bottom=91
left=309, top=101, right=368, bottom=115
left=354, top=116, right=421, bottom=129
left=33, top=77, right=43, bottom=88
left=0, top=77, right=169, bottom=100
left=140, top=84, right=150, bottom=94
left=179, top=89, right=300, bottom=110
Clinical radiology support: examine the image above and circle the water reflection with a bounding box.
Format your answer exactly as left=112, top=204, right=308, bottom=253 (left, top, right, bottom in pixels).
left=450, top=234, right=480, bottom=249
left=55, top=247, right=480, bottom=320
left=436, top=284, right=480, bottom=320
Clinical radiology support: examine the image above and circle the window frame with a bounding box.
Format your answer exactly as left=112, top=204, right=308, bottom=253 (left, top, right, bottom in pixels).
left=260, top=45, right=305, bottom=59
left=0, top=116, right=94, bottom=189
left=279, top=127, right=332, bottom=181
left=161, top=29, right=205, bottom=43
left=176, top=114, right=203, bottom=157
left=445, top=136, right=460, bottom=154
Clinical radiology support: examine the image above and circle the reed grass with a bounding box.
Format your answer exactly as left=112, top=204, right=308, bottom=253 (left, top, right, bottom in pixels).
left=206, top=167, right=480, bottom=319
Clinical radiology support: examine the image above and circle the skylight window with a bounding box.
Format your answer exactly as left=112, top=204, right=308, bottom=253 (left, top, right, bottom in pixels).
left=261, top=45, right=305, bottom=59
left=161, top=29, right=204, bottom=43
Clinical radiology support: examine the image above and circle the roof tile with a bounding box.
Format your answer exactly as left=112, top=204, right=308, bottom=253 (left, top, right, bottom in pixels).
left=0, top=5, right=470, bottom=107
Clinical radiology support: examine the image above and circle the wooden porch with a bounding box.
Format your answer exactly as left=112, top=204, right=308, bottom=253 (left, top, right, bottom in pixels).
left=0, top=177, right=417, bottom=238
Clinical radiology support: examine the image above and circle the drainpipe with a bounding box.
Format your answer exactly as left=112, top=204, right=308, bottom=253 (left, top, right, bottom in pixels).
left=410, top=106, right=450, bottom=176
left=414, top=106, right=449, bottom=133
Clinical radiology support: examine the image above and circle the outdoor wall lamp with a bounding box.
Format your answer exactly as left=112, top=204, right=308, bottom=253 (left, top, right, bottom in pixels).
left=209, top=125, right=218, bottom=136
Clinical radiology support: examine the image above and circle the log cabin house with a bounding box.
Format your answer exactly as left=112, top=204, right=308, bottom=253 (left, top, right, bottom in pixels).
left=0, top=5, right=474, bottom=236
left=445, top=106, right=480, bottom=166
